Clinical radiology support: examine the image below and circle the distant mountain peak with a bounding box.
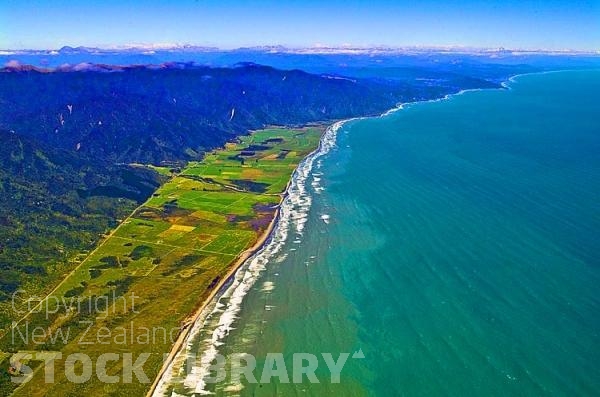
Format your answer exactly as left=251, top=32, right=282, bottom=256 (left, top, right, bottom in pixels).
left=58, top=45, right=96, bottom=54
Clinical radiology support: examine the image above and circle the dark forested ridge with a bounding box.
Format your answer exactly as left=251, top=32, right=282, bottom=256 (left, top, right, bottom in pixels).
left=0, top=129, right=165, bottom=305
left=0, top=62, right=499, bottom=303
left=0, top=63, right=498, bottom=163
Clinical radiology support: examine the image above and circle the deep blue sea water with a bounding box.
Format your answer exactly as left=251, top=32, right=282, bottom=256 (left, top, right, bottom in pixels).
left=158, top=70, right=600, bottom=396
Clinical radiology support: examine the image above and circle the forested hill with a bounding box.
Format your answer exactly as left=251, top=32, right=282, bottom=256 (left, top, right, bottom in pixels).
left=0, top=63, right=498, bottom=164
left=0, top=128, right=165, bottom=305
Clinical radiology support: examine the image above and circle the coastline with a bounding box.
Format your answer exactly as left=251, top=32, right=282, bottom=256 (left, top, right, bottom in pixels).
left=145, top=72, right=533, bottom=395
left=389, top=70, right=571, bottom=115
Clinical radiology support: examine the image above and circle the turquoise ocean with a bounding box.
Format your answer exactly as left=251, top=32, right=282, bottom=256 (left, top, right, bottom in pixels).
left=157, top=70, right=600, bottom=396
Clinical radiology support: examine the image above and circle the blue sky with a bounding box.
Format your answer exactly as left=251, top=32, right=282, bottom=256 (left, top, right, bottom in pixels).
left=1, top=0, right=599, bottom=50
